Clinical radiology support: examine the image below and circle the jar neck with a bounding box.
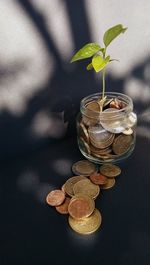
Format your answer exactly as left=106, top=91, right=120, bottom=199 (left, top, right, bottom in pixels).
left=80, top=92, right=133, bottom=119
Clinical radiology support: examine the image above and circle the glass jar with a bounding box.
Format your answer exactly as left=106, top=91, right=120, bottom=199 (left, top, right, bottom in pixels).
left=77, top=92, right=137, bottom=164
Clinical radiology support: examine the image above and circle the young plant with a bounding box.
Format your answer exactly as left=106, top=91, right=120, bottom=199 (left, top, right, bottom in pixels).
left=70, top=24, right=127, bottom=108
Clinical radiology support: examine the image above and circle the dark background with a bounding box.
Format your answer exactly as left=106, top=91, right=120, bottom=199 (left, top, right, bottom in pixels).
left=1, top=1, right=150, bottom=265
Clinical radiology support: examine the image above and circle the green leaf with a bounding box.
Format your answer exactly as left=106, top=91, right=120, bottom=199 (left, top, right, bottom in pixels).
left=103, top=24, right=127, bottom=47
left=70, top=43, right=102, bottom=63
left=86, top=63, right=93, bottom=70
left=92, top=55, right=110, bottom=73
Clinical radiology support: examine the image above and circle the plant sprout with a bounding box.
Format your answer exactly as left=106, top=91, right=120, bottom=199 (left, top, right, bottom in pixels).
left=70, top=24, right=127, bottom=107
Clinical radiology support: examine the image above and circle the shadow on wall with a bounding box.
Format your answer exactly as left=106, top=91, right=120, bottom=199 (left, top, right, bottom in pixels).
left=0, top=0, right=149, bottom=160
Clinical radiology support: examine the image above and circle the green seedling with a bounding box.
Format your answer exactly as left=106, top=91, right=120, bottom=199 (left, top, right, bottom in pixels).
left=70, top=24, right=127, bottom=105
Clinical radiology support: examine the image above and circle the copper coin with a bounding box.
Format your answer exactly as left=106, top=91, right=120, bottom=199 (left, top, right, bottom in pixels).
left=100, top=163, right=121, bottom=178
left=100, top=178, right=115, bottom=189
left=46, top=190, right=65, bottom=206
left=68, top=193, right=95, bottom=220
left=56, top=197, right=71, bottom=214
left=109, top=98, right=121, bottom=109
left=112, top=134, right=133, bottom=155
left=64, top=176, right=86, bottom=197
left=90, top=172, right=108, bottom=185
left=72, top=160, right=98, bottom=176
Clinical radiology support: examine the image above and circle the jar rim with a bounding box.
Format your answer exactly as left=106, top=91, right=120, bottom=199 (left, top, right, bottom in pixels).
left=80, top=92, right=133, bottom=119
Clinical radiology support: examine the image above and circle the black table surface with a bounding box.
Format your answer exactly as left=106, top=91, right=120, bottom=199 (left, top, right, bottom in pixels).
left=1, top=133, right=150, bottom=265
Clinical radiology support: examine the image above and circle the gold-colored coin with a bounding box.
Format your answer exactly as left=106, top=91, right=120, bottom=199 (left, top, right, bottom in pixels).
left=86, top=101, right=100, bottom=112
left=82, top=115, right=98, bottom=127
left=90, top=144, right=112, bottom=156
left=112, top=134, right=133, bottom=155
left=100, top=178, right=115, bottom=189
left=68, top=194, right=95, bottom=220
left=79, top=122, right=89, bottom=143
left=80, top=137, right=91, bottom=155
left=100, top=163, right=121, bottom=178
left=122, top=128, right=133, bottom=135
left=73, top=179, right=100, bottom=199
left=68, top=208, right=102, bottom=235
left=64, top=176, right=86, bottom=197
left=72, top=160, right=98, bottom=176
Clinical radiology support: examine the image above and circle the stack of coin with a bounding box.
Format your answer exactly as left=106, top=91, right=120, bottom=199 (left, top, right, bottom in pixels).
left=77, top=96, right=136, bottom=162
left=46, top=160, right=122, bottom=235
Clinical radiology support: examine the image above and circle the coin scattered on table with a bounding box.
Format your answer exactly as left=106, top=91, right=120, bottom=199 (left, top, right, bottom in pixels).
left=90, top=172, right=108, bottom=185
left=100, top=163, right=121, bottom=178
left=73, top=179, right=100, bottom=199
left=56, top=197, right=71, bottom=214
left=45, top=159, right=123, bottom=235
left=46, top=190, right=65, bottom=206
left=64, top=175, right=86, bottom=197
left=100, top=178, right=116, bottom=190
left=68, top=208, right=102, bottom=235
left=72, top=160, right=98, bottom=176
left=68, top=194, right=95, bottom=220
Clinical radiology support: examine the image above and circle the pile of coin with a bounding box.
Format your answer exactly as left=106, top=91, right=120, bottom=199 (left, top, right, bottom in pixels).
left=46, top=160, right=121, bottom=235
left=78, top=96, right=136, bottom=162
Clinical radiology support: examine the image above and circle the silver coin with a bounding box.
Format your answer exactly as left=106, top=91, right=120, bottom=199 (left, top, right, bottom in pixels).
left=100, top=108, right=127, bottom=133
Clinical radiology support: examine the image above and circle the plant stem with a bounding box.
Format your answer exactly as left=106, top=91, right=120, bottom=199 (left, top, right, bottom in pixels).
left=102, top=68, right=106, bottom=100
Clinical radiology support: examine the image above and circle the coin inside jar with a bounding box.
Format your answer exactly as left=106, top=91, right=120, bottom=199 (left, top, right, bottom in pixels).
left=123, top=128, right=133, bottom=135
left=80, top=137, right=91, bottom=155
left=79, top=122, right=89, bottom=143
left=88, top=124, right=115, bottom=149
left=86, top=101, right=100, bottom=112
left=112, top=134, right=133, bottom=155
left=125, top=112, right=137, bottom=128
left=100, top=108, right=126, bottom=133
left=68, top=193, right=95, bottom=220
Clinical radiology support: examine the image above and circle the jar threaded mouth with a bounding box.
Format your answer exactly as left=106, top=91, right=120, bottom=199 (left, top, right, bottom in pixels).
left=80, top=92, right=133, bottom=120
